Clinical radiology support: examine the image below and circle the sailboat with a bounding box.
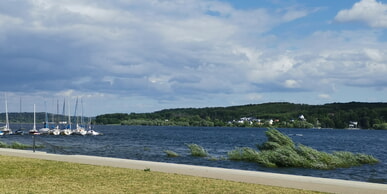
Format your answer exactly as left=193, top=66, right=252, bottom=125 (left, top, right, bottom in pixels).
left=86, top=117, right=100, bottom=136
left=49, top=100, right=61, bottom=136
left=38, top=102, right=50, bottom=134
left=72, top=97, right=86, bottom=136
left=14, top=97, right=25, bottom=135
left=1, top=93, right=12, bottom=135
left=61, top=98, right=72, bottom=135
left=29, top=104, right=39, bottom=135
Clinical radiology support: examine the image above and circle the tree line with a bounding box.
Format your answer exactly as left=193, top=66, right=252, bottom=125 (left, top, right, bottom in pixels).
left=94, top=102, right=387, bottom=129
left=0, top=112, right=89, bottom=125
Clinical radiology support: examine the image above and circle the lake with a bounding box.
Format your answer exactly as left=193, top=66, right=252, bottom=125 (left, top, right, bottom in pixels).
left=2, top=124, right=386, bottom=184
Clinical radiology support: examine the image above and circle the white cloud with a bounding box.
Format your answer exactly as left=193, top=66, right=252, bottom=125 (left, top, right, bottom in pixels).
left=335, top=0, right=387, bottom=28
left=318, top=94, right=331, bottom=100
left=0, top=0, right=386, bottom=114
left=284, top=80, right=301, bottom=88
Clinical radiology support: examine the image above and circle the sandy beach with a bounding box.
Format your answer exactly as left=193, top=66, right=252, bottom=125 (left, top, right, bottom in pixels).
left=1, top=148, right=386, bottom=194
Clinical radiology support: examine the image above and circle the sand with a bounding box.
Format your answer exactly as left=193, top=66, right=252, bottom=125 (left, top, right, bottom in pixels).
left=1, top=148, right=386, bottom=194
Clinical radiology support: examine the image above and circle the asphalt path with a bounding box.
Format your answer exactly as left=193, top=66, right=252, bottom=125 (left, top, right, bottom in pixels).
left=1, top=148, right=387, bottom=194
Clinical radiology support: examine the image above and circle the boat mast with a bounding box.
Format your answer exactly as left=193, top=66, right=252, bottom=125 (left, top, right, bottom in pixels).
left=62, top=98, right=66, bottom=127
left=81, top=98, right=84, bottom=126
left=19, top=96, right=22, bottom=129
left=74, top=97, right=79, bottom=126
left=5, top=93, right=9, bottom=130
left=33, top=104, right=36, bottom=131
left=44, top=101, right=48, bottom=128
left=68, top=99, right=71, bottom=129
left=57, top=99, right=59, bottom=125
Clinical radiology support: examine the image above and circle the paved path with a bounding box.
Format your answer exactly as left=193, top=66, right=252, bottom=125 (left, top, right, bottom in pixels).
left=1, top=148, right=387, bottom=194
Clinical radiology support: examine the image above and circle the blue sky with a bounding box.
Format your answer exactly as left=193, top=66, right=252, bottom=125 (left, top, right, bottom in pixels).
left=0, top=0, right=386, bottom=116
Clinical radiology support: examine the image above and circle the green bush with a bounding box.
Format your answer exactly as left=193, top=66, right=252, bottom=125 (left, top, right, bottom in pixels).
left=10, top=142, right=30, bottom=149
left=257, top=128, right=295, bottom=150
left=186, top=144, right=209, bottom=157
left=373, top=123, right=387, bottom=130
left=228, top=128, right=379, bottom=169
left=0, top=141, right=8, bottom=148
left=164, top=150, right=179, bottom=157
left=0, top=141, right=33, bottom=149
left=228, top=147, right=260, bottom=162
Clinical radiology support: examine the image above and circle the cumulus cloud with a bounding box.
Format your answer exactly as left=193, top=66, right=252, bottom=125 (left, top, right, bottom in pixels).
left=0, top=0, right=386, bottom=114
left=335, top=0, right=387, bottom=28
left=318, top=94, right=331, bottom=100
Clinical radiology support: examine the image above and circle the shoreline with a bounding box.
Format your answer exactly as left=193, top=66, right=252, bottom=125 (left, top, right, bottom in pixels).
left=1, top=148, right=387, bottom=194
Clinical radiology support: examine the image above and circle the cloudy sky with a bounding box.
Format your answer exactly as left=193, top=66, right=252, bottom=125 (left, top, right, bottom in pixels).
left=1, top=0, right=386, bottom=116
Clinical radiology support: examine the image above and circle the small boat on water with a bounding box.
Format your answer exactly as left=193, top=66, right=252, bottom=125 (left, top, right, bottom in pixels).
left=39, top=124, right=50, bottom=135
left=49, top=126, right=61, bottom=136
left=13, top=97, right=25, bottom=135
left=13, top=129, right=25, bottom=135
left=86, top=117, right=101, bottom=136
left=72, top=123, right=87, bottom=135
left=61, top=128, right=72, bottom=135
left=1, top=93, right=12, bottom=135
left=29, top=104, right=40, bottom=135
left=86, top=129, right=101, bottom=136
left=39, top=102, right=50, bottom=135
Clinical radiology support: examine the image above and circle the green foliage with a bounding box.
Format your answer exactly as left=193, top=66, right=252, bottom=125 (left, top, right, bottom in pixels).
left=186, top=144, right=209, bottom=157
left=228, top=147, right=260, bottom=162
left=92, top=102, right=387, bottom=129
left=228, top=128, right=379, bottom=169
left=0, top=141, right=34, bottom=149
left=373, top=123, right=387, bottom=130
left=164, top=150, right=179, bottom=157
left=258, top=128, right=295, bottom=150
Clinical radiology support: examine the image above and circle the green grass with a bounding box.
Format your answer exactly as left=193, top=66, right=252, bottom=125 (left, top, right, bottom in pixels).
left=0, top=141, right=44, bottom=149
left=228, top=128, right=379, bottom=169
left=186, top=143, right=209, bottom=157
left=0, top=155, right=324, bottom=194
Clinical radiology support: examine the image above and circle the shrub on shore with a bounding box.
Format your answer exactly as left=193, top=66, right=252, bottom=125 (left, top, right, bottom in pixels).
left=0, top=141, right=36, bottom=149
left=228, top=128, right=379, bottom=169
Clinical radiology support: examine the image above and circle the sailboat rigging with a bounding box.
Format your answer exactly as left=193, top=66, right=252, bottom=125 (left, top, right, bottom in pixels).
left=29, top=104, right=39, bottom=135
left=1, top=93, right=12, bottom=135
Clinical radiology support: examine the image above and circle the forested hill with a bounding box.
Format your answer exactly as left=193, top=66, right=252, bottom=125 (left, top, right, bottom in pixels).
left=0, top=112, right=84, bottom=126
left=95, top=102, right=387, bottom=129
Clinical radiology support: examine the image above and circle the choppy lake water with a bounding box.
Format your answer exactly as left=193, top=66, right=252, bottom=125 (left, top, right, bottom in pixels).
left=2, top=125, right=386, bottom=184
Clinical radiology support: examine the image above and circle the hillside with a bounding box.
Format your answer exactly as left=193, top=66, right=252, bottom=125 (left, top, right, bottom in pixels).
left=0, top=112, right=87, bottom=125
left=95, top=102, right=387, bottom=129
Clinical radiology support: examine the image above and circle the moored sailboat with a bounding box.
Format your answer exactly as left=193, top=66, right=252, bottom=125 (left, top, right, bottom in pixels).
left=86, top=117, right=101, bottom=136
left=72, top=97, right=86, bottom=135
left=29, top=104, right=39, bottom=135
left=61, top=99, right=73, bottom=135
left=49, top=100, right=61, bottom=135
left=1, top=93, right=12, bottom=135
left=14, top=97, right=25, bottom=135
left=38, top=103, right=50, bottom=135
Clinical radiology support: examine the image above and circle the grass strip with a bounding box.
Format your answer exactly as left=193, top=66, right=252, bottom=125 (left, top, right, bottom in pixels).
left=0, top=141, right=44, bottom=149
left=0, top=155, right=324, bottom=194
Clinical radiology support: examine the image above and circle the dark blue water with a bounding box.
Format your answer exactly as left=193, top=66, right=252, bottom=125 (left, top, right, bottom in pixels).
left=2, top=125, right=386, bottom=184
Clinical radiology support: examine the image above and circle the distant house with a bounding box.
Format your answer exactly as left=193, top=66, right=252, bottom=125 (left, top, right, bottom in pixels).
left=349, top=121, right=358, bottom=128
left=299, top=115, right=306, bottom=121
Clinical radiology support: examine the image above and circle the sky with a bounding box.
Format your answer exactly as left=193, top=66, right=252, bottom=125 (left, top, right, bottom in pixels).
left=0, top=0, right=387, bottom=116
